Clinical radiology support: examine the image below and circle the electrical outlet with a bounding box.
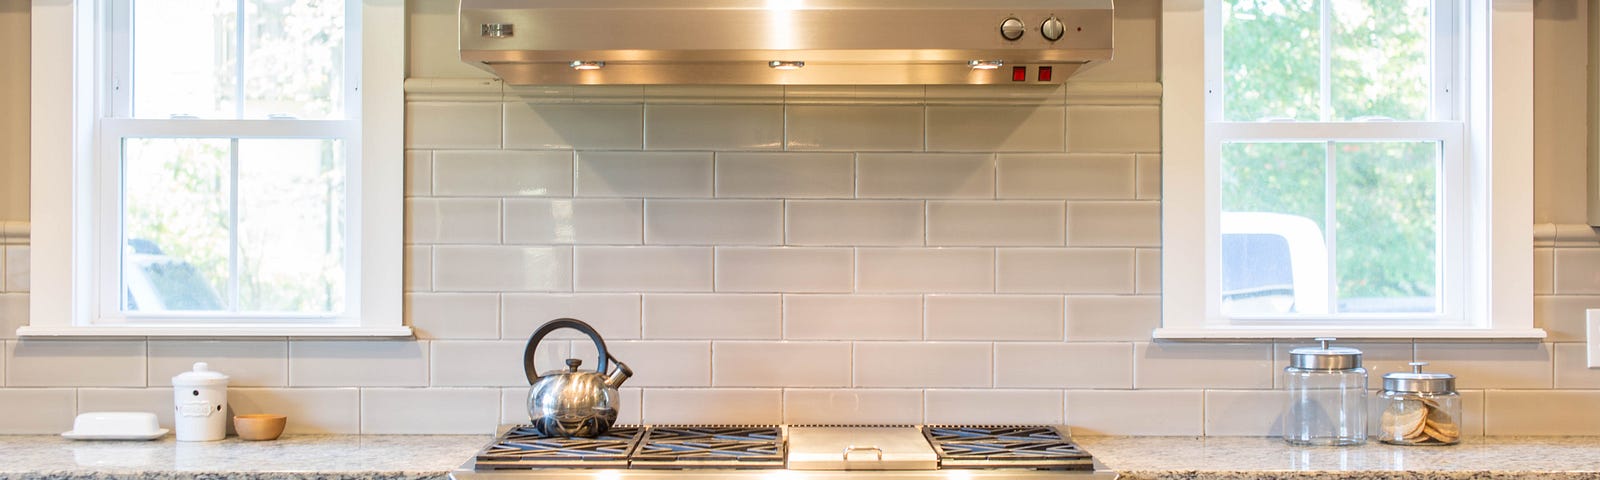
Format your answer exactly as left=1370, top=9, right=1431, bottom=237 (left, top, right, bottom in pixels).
left=1588, top=310, right=1600, bottom=368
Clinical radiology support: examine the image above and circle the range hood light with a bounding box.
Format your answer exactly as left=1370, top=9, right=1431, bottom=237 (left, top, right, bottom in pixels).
left=968, top=60, right=1004, bottom=70
left=768, top=61, right=806, bottom=70
left=570, top=60, right=606, bottom=70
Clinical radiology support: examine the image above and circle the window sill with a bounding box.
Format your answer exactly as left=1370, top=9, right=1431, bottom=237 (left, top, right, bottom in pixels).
left=15, top=325, right=414, bottom=338
left=1152, top=327, right=1547, bottom=340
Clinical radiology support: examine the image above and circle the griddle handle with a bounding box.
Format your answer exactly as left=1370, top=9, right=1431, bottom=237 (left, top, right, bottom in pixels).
left=842, top=445, right=884, bottom=462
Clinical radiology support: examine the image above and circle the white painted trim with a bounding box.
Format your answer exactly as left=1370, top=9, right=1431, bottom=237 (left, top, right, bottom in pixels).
left=1159, top=0, right=1539, bottom=340
left=23, top=0, right=409, bottom=338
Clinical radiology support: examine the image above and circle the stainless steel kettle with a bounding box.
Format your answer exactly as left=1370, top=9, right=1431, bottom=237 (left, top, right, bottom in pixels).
left=523, top=318, right=632, bottom=437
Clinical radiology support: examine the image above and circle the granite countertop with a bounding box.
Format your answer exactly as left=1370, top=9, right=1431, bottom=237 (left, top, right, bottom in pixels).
left=6, top=434, right=1600, bottom=480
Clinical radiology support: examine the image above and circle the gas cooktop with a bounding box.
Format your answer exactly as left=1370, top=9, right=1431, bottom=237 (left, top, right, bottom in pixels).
left=454, top=424, right=1113, bottom=479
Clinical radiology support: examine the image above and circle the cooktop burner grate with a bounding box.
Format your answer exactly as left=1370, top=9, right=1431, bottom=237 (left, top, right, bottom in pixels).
left=923, top=425, right=1094, bottom=470
left=473, top=425, right=645, bottom=469
left=629, top=425, right=786, bottom=469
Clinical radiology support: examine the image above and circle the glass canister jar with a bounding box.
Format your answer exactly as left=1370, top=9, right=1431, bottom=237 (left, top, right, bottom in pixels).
left=1283, top=338, right=1367, bottom=446
left=1378, top=362, right=1460, bottom=445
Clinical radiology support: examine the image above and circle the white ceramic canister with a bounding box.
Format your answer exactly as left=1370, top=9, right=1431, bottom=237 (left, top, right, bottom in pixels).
left=172, top=362, right=229, bottom=442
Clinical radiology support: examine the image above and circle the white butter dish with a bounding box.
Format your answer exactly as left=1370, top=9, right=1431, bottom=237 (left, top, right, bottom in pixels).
left=61, top=412, right=169, bottom=441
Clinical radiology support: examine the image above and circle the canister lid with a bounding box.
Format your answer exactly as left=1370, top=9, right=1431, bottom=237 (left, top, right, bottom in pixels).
left=1288, top=338, right=1363, bottom=370
left=171, top=362, right=230, bottom=387
left=1383, top=362, right=1456, bottom=394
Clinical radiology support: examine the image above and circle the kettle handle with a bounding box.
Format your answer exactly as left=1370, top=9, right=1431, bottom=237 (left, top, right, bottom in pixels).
left=523, top=318, right=610, bottom=385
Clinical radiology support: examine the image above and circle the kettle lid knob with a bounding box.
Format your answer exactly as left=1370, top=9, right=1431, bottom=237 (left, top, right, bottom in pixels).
left=565, top=358, right=582, bottom=372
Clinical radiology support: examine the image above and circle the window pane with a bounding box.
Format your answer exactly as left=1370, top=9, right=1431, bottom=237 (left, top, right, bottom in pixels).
left=237, top=139, right=346, bottom=313
left=132, top=1, right=238, bottom=118
left=1220, top=142, right=1328, bottom=315
left=244, top=0, right=347, bottom=119
left=123, top=139, right=231, bottom=312
left=1330, top=1, right=1431, bottom=121
left=1334, top=142, right=1439, bottom=313
left=1222, top=0, right=1322, bottom=121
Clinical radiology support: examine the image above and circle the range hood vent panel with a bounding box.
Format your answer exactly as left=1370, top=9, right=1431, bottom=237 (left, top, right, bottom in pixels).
left=460, top=0, right=1114, bottom=85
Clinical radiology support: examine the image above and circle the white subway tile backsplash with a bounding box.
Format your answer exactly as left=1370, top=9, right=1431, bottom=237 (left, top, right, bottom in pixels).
left=1064, top=106, right=1160, bottom=153
left=575, top=247, right=712, bottom=292
left=854, top=343, right=991, bottom=388
left=1552, top=343, right=1600, bottom=388
left=501, top=387, right=642, bottom=426
left=504, top=103, right=644, bottom=150
left=434, top=246, right=573, bottom=292
left=784, top=389, right=923, bottom=425
left=996, top=248, right=1136, bottom=294
left=1459, top=389, right=1487, bottom=438
left=1135, top=342, right=1274, bottom=389
left=786, top=201, right=924, bottom=247
left=407, top=102, right=502, bottom=149
left=927, top=201, right=1066, bottom=246
left=4, top=245, right=28, bottom=292
left=1067, top=201, right=1161, bottom=246
left=78, top=389, right=174, bottom=430
left=646, top=104, right=784, bottom=150
left=1135, top=154, right=1161, bottom=200
left=643, top=388, right=783, bottom=425
left=288, top=341, right=428, bottom=387
left=715, top=153, right=855, bottom=199
left=1535, top=248, right=1554, bottom=295
left=925, top=295, right=1064, bottom=341
left=576, top=152, right=714, bottom=198
left=1064, top=296, right=1160, bottom=341
left=1484, top=390, right=1600, bottom=435
left=431, top=340, right=528, bottom=387
left=0, top=389, right=76, bottom=433
left=148, top=340, right=287, bottom=387
left=405, top=246, right=432, bottom=292
left=927, top=106, right=1065, bottom=152
left=782, top=295, right=923, bottom=340
left=857, top=154, right=995, bottom=199
left=0, top=294, right=26, bottom=339
left=361, top=388, right=500, bottom=434
left=406, top=150, right=433, bottom=197
left=786, top=105, right=925, bottom=151
left=504, top=199, right=644, bottom=245
left=1065, top=390, right=1204, bottom=436
left=502, top=294, right=641, bottom=340
left=712, top=341, right=851, bottom=387
left=857, top=248, right=994, bottom=293
left=642, top=294, right=781, bottom=339
left=7, top=340, right=146, bottom=387
left=404, top=198, right=501, bottom=244
left=571, top=341, right=711, bottom=387
left=433, top=150, right=573, bottom=197
left=994, top=343, right=1133, bottom=389
left=1136, top=249, right=1161, bottom=294
left=997, top=154, right=1136, bottom=199
left=232, top=388, right=361, bottom=434
left=646, top=200, right=783, bottom=245
left=1534, top=295, right=1600, bottom=342
left=1203, top=390, right=1284, bottom=436
left=1414, top=342, right=1553, bottom=389
left=925, top=390, right=1064, bottom=425
left=406, top=293, right=500, bottom=340
left=1554, top=249, right=1600, bottom=294
left=715, top=247, right=854, bottom=293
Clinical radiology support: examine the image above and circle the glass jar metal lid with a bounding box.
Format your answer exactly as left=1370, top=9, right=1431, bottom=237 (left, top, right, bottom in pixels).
left=1382, top=362, right=1456, bottom=394
left=1288, top=337, right=1364, bottom=370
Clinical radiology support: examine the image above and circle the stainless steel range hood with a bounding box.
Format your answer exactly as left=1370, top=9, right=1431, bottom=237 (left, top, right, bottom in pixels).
left=459, top=0, right=1114, bottom=85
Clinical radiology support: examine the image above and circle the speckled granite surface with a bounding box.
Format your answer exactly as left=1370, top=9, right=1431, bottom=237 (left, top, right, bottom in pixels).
left=1077, top=436, right=1600, bottom=479
left=7, top=434, right=1600, bottom=479
left=0, top=434, right=490, bottom=480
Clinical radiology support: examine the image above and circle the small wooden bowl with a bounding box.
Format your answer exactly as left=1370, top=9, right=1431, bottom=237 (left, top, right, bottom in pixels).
left=233, top=414, right=287, bottom=441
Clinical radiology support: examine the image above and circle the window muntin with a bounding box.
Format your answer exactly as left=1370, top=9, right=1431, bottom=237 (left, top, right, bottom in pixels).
left=1210, top=0, right=1460, bottom=323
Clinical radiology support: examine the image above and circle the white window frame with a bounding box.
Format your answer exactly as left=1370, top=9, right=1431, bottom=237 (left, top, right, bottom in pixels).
left=1158, top=0, right=1544, bottom=339
left=24, top=0, right=409, bottom=337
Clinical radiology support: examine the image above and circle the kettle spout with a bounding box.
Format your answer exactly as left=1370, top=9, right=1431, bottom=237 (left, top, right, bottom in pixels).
left=605, top=358, right=633, bottom=389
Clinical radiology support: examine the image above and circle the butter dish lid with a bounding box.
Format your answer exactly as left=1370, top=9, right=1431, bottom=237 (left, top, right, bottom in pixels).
left=172, top=362, right=229, bottom=387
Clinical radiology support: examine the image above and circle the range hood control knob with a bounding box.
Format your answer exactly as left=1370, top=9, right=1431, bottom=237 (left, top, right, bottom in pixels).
left=1040, top=16, right=1065, bottom=42
left=1000, top=17, right=1026, bottom=41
